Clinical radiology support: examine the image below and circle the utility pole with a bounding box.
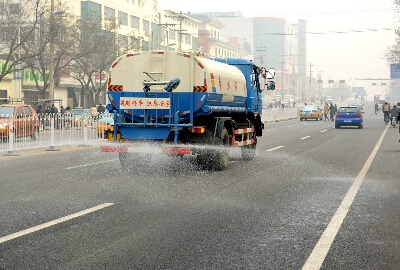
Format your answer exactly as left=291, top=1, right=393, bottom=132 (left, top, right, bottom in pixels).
left=156, top=13, right=177, bottom=49
left=317, top=71, right=323, bottom=102
left=309, top=63, right=314, bottom=100
left=48, top=0, right=55, bottom=100
left=165, top=11, right=186, bottom=51
left=157, top=12, right=161, bottom=49
left=178, top=11, right=183, bottom=50
left=279, top=54, right=286, bottom=97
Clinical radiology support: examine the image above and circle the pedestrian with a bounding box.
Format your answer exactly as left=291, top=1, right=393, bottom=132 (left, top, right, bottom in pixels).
left=374, top=102, right=379, bottom=115
left=50, top=104, right=58, bottom=114
left=329, top=103, right=335, bottom=121
left=59, top=106, right=65, bottom=129
left=382, top=102, right=391, bottom=123
left=390, top=105, right=398, bottom=125
left=50, top=104, right=59, bottom=129
left=323, top=103, right=329, bottom=121
left=97, top=103, right=105, bottom=114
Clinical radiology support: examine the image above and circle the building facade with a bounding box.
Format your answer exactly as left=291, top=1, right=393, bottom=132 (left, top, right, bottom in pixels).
left=188, top=13, right=247, bottom=59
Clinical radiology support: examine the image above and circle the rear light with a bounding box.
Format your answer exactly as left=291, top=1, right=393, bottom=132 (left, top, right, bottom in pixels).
left=335, top=113, right=339, bottom=118
left=189, top=126, right=206, bottom=134
left=356, top=113, right=362, bottom=118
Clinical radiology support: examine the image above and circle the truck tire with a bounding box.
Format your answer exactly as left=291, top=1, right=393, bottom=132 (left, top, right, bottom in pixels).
left=196, top=128, right=229, bottom=171
left=212, top=129, right=229, bottom=171
left=241, top=136, right=257, bottom=160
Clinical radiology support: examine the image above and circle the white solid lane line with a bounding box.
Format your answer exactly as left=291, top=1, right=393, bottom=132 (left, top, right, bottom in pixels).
left=0, top=203, right=114, bottom=244
left=266, top=146, right=284, bottom=152
left=301, top=136, right=311, bottom=140
left=64, top=159, right=119, bottom=170
left=302, top=125, right=389, bottom=270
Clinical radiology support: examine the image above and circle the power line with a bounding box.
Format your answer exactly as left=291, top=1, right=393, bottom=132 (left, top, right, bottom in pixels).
left=181, top=28, right=394, bottom=37
left=267, top=8, right=395, bottom=17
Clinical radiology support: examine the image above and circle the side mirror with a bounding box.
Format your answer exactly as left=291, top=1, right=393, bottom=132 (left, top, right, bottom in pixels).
left=266, top=68, right=275, bottom=79
left=266, top=81, right=275, bottom=91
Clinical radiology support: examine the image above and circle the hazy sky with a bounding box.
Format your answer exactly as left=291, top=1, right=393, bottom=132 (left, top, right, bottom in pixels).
left=160, top=0, right=398, bottom=83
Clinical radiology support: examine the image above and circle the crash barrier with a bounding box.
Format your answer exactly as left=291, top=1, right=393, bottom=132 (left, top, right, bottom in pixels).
left=0, top=113, right=113, bottom=154
left=262, top=107, right=300, bottom=123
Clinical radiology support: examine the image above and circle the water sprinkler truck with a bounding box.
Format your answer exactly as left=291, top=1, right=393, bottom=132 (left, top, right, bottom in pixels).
left=101, top=50, right=275, bottom=170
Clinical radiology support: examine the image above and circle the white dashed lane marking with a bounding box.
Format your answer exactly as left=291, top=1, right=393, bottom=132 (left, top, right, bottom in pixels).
left=266, top=146, right=284, bottom=152
left=0, top=203, right=115, bottom=244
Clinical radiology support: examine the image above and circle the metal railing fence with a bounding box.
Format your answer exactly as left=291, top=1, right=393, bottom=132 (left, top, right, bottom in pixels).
left=0, top=113, right=113, bottom=154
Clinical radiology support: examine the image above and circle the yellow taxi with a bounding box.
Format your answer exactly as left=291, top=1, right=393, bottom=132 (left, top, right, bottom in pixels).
left=299, top=105, right=323, bottom=121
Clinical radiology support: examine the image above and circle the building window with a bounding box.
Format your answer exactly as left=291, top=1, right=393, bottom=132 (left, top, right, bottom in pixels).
left=118, top=11, right=128, bottom=26
left=169, top=29, right=176, bottom=40
left=9, top=3, right=20, bottom=14
left=81, top=1, right=101, bottom=22
left=192, top=36, right=198, bottom=50
left=142, top=20, right=150, bottom=36
left=130, top=15, right=139, bottom=29
left=0, top=3, right=4, bottom=16
left=151, top=22, right=158, bottom=41
left=119, top=34, right=128, bottom=48
left=104, top=6, right=115, bottom=22
left=185, top=34, right=190, bottom=45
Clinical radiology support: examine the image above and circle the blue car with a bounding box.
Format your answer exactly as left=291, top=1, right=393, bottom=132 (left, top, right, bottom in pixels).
left=335, top=106, right=363, bottom=129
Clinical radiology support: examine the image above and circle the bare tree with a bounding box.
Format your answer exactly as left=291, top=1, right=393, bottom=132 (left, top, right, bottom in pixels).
left=67, top=20, right=123, bottom=108
left=0, top=0, right=49, bottom=84
left=28, top=5, right=86, bottom=99
left=386, top=0, right=400, bottom=63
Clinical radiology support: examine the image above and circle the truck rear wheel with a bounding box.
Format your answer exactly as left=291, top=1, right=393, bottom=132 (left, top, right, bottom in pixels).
left=213, top=129, right=229, bottom=170
left=241, top=136, right=257, bottom=160
left=196, top=128, right=229, bottom=171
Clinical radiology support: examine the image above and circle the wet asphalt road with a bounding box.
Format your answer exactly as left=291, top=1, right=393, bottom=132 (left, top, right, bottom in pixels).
left=0, top=106, right=399, bottom=270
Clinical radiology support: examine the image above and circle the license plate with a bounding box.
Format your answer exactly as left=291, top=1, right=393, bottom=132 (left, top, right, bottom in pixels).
left=344, top=120, right=352, bottom=123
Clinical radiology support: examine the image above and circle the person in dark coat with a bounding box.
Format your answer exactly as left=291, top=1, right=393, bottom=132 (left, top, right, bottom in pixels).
left=97, top=103, right=105, bottom=114
left=329, top=103, right=335, bottom=121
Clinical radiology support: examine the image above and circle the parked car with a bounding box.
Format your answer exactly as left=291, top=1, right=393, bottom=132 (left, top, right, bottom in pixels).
left=299, top=105, right=323, bottom=121
left=335, top=106, right=363, bottom=129
left=0, top=104, right=39, bottom=140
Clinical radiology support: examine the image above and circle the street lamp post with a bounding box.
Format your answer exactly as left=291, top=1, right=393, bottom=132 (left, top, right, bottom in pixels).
left=48, top=0, right=55, bottom=100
